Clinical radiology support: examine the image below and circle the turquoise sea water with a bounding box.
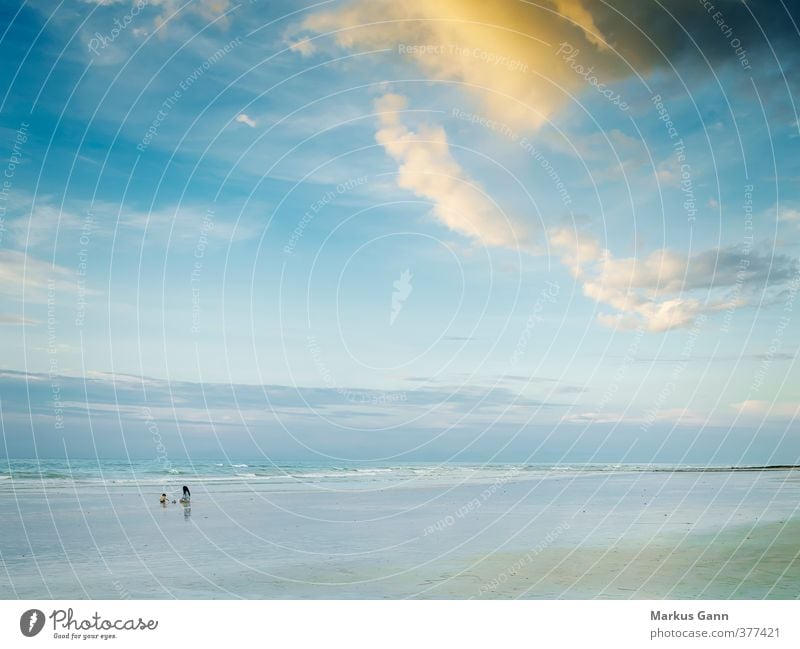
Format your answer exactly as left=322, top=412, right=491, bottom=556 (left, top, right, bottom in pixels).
left=1, top=458, right=784, bottom=490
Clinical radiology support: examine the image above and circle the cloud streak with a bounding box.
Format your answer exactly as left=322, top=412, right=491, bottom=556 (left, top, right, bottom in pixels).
left=4, top=196, right=260, bottom=251
left=0, top=250, right=84, bottom=304
left=374, top=93, right=534, bottom=250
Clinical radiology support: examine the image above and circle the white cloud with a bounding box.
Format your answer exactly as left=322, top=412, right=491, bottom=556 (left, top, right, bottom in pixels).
left=561, top=407, right=709, bottom=427
left=655, top=157, right=682, bottom=188
left=0, top=250, right=86, bottom=304
left=4, top=196, right=260, bottom=251
left=549, top=227, right=797, bottom=332
left=0, top=314, right=38, bottom=326
left=288, top=38, right=315, bottom=56
left=150, top=0, right=235, bottom=33
left=374, top=93, right=534, bottom=250
left=732, top=400, right=799, bottom=421
left=235, top=113, right=257, bottom=128
left=84, top=0, right=235, bottom=30
left=778, top=207, right=800, bottom=223
left=5, top=201, right=89, bottom=249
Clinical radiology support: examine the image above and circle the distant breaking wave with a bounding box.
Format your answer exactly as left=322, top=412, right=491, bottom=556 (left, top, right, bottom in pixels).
left=0, top=460, right=796, bottom=491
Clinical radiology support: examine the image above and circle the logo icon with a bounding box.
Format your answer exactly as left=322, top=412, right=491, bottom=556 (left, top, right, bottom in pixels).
left=20, top=609, right=45, bottom=637
left=390, top=269, right=413, bottom=325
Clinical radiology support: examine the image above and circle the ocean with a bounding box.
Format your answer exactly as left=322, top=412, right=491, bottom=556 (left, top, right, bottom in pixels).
left=3, top=458, right=788, bottom=490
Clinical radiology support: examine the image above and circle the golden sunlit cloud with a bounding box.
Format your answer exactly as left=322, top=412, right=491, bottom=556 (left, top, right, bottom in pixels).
left=303, top=0, right=624, bottom=129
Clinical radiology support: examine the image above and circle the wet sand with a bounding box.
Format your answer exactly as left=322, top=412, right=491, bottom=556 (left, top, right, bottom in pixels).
left=442, top=519, right=800, bottom=599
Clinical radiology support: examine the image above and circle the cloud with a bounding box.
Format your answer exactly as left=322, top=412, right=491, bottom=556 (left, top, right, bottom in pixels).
left=149, top=0, right=235, bottom=34
left=374, top=93, right=534, bottom=250
left=549, top=227, right=799, bottom=332
left=301, top=0, right=612, bottom=129
left=298, top=0, right=799, bottom=130
left=555, top=384, right=589, bottom=394
left=0, top=250, right=84, bottom=304
left=288, top=37, right=315, bottom=56
left=0, top=314, right=38, bottom=326
left=778, top=207, right=800, bottom=223
left=732, top=400, right=799, bottom=422
left=5, top=201, right=90, bottom=250
left=235, top=113, right=257, bottom=128
left=4, top=195, right=260, bottom=251
left=626, top=350, right=798, bottom=364
left=370, top=89, right=798, bottom=330
left=84, top=0, right=235, bottom=34
left=562, top=407, right=709, bottom=427
left=0, top=369, right=563, bottom=430
left=552, top=0, right=607, bottom=50
left=655, top=157, right=683, bottom=188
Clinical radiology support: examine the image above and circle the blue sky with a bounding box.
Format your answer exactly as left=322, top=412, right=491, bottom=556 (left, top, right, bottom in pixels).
left=0, top=0, right=798, bottom=463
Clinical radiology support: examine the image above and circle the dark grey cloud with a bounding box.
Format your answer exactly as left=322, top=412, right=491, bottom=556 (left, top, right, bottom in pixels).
left=597, top=0, right=799, bottom=75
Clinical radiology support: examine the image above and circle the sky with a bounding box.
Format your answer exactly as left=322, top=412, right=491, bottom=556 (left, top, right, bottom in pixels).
left=0, top=0, right=798, bottom=463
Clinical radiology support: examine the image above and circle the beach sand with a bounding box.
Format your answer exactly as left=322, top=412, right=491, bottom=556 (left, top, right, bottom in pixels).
left=1, top=468, right=798, bottom=599
left=437, top=519, right=800, bottom=599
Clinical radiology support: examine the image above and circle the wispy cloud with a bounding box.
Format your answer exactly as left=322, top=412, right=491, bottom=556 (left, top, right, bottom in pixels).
left=83, top=0, right=236, bottom=33
left=0, top=250, right=85, bottom=304
left=0, top=314, right=38, bottom=326
left=288, top=37, right=315, bottom=56
left=778, top=206, right=800, bottom=224
left=0, top=369, right=566, bottom=429
left=561, top=407, right=710, bottom=427
left=732, top=400, right=799, bottom=422
left=4, top=196, right=260, bottom=251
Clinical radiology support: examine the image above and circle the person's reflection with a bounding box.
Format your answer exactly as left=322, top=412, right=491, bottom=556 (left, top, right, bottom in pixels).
left=181, top=500, right=191, bottom=519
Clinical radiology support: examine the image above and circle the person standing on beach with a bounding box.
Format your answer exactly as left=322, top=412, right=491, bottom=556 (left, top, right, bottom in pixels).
left=182, top=485, right=191, bottom=499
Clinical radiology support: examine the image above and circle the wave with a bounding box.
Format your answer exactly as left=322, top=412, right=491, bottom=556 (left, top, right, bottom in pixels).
left=4, top=471, right=74, bottom=480
left=1, top=462, right=796, bottom=490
